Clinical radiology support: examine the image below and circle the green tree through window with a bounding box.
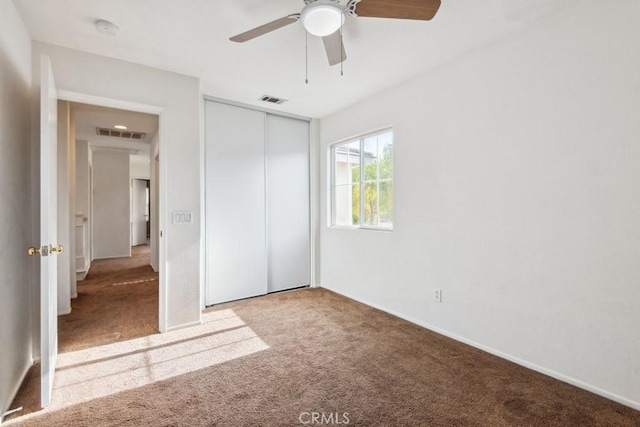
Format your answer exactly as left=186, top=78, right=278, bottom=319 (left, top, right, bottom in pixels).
left=332, top=129, right=393, bottom=229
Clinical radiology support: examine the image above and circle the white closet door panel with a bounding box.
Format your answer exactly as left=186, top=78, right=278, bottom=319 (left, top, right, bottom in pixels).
left=205, top=101, right=266, bottom=305
left=266, top=115, right=310, bottom=292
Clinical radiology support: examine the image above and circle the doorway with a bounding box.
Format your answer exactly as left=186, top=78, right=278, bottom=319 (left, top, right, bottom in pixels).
left=51, top=100, right=162, bottom=356
left=131, top=178, right=151, bottom=247
left=57, top=92, right=167, bottom=334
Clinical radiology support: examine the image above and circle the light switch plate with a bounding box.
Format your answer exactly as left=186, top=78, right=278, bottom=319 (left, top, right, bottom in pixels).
left=172, top=211, right=193, bottom=224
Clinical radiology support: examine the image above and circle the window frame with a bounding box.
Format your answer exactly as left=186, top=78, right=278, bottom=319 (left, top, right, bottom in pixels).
left=330, top=127, right=394, bottom=231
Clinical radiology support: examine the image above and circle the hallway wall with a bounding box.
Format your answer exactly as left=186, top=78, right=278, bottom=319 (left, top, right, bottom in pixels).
left=75, top=140, right=91, bottom=277
left=92, top=151, right=131, bottom=259
left=56, top=100, right=77, bottom=314
left=0, top=1, right=34, bottom=418
left=150, top=133, right=159, bottom=273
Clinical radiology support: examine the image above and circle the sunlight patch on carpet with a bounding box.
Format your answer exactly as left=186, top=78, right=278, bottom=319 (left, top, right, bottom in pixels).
left=45, top=309, right=268, bottom=411
left=111, top=278, right=157, bottom=286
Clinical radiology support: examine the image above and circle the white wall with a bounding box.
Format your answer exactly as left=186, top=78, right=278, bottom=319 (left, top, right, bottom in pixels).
left=320, top=1, right=640, bottom=410
left=310, top=119, right=321, bottom=286
left=75, top=141, right=90, bottom=219
left=0, top=0, right=33, bottom=418
left=75, top=140, right=91, bottom=275
left=68, top=107, right=76, bottom=298
left=150, top=133, right=160, bottom=272
left=56, top=101, right=72, bottom=314
left=130, top=155, right=151, bottom=179
left=92, top=151, right=131, bottom=259
left=32, top=42, right=202, bottom=329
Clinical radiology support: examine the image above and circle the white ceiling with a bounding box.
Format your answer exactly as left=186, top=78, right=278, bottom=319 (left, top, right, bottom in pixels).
left=14, top=0, right=574, bottom=118
left=71, top=102, right=158, bottom=163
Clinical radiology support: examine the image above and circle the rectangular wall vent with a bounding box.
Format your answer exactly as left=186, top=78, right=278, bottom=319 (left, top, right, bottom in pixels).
left=96, top=128, right=146, bottom=140
left=259, top=95, right=287, bottom=105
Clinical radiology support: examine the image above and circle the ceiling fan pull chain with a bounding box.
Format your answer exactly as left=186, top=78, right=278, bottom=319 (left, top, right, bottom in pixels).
left=305, top=30, right=309, bottom=84
left=340, top=20, right=344, bottom=76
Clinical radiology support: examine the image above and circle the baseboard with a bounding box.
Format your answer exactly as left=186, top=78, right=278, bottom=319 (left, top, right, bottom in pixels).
left=322, top=286, right=640, bottom=412
left=76, top=270, right=87, bottom=281
left=1, top=359, right=32, bottom=423
left=165, top=320, right=202, bottom=333
left=92, top=254, right=130, bottom=260
left=58, top=307, right=72, bottom=316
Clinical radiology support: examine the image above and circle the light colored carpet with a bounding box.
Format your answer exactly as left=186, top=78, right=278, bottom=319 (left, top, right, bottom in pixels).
left=58, top=245, right=158, bottom=353
left=9, top=310, right=267, bottom=424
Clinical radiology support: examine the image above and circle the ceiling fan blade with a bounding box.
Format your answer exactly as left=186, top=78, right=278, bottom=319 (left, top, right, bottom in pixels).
left=353, top=0, right=441, bottom=21
left=322, top=30, right=347, bottom=66
left=230, top=15, right=299, bottom=43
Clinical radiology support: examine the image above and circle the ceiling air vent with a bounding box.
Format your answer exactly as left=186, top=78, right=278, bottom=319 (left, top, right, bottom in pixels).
left=259, top=95, right=287, bottom=105
left=96, top=128, right=146, bottom=140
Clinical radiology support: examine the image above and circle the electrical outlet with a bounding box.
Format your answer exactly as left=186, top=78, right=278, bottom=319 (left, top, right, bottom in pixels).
left=435, top=290, right=442, bottom=303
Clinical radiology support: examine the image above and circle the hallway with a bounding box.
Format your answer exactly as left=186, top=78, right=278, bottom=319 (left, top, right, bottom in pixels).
left=59, top=244, right=159, bottom=352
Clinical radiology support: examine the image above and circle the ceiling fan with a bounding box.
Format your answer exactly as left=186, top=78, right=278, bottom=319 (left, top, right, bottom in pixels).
left=229, top=0, right=441, bottom=66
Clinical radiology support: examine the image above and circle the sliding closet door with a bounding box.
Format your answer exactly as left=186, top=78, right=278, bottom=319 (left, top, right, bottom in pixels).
left=266, top=115, right=310, bottom=292
left=205, top=101, right=266, bottom=305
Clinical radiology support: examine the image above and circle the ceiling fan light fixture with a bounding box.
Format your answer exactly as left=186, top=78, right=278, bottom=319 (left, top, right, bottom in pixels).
left=301, top=2, right=345, bottom=37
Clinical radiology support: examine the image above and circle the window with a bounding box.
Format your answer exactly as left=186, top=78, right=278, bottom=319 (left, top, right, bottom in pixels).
left=331, top=128, right=393, bottom=229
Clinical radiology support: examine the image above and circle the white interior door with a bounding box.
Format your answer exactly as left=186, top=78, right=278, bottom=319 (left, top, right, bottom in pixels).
left=131, top=179, right=147, bottom=246
left=266, top=115, right=310, bottom=292
left=205, top=101, right=267, bottom=305
left=40, top=55, right=59, bottom=408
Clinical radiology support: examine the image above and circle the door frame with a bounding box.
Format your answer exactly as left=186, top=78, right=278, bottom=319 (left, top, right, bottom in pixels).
left=58, top=90, right=169, bottom=333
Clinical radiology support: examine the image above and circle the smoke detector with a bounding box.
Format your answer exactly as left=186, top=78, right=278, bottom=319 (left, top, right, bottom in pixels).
left=95, top=20, right=119, bottom=36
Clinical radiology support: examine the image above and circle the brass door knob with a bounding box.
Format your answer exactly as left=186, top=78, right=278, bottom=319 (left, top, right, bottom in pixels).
left=27, top=247, right=41, bottom=256
left=51, top=245, right=64, bottom=254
